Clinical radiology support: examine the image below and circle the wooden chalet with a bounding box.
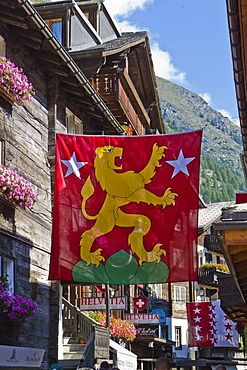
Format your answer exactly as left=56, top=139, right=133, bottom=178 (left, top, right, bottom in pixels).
left=33, top=0, right=164, bottom=136
left=214, top=0, right=247, bottom=322
left=0, top=0, right=165, bottom=367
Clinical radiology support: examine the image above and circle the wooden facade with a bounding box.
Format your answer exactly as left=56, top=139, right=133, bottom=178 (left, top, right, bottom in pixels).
left=216, top=0, right=247, bottom=321
left=0, top=0, right=164, bottom=366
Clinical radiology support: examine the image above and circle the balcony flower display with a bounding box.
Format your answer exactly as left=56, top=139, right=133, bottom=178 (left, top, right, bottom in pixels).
left=236, top=322, right=247, bottom=354
left=199, top=263, right=230, bottom=273
left=88, top=311, right=136, bottom=342
left=0, top=276, right=37, bottom=323
left=0, top=57, right=34, bottom=105
left=121, top=122, right=133, bottom=136
left=0, top=166, right=37, bottom=209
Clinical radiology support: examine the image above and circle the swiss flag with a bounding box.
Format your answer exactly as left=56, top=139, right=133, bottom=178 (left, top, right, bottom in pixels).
left=133, top=296, right=148, bottom=311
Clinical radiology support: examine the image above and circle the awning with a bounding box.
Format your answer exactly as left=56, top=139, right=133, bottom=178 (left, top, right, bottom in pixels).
left=110, top=339, right=137, bottom=370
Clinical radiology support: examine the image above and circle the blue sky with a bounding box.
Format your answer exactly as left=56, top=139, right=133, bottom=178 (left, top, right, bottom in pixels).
left=104, top=0, right=239, bottom=124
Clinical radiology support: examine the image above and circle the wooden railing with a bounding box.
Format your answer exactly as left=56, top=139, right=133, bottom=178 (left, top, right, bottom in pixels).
left=198, top=268, right=218, bottom=286
left=204, top=235, right=221, bottom=252
left=92, top=72, right=147, bottom=135
left=62, top=297, right=109, bottom=359
left=62, top=297, right=105, bottom=340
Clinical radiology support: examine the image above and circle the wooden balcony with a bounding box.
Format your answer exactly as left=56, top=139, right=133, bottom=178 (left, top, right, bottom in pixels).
left=198, top=267, right=218, bottom=286
left=204, top=234, right=221, bottom=252
left=198, top=264, right=230, bottom=286
left=91, top=70, right=150, bottom=135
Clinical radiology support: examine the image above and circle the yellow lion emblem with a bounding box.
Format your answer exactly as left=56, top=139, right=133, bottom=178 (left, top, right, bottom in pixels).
left=80, top=143, right=178, bottom=267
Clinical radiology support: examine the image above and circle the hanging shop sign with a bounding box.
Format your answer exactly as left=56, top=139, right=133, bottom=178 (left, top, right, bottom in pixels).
left=150, top=308, right=166, bottom=323
left=124, top=313, right=160, bottom=323
left=133, top=296, right=147, bottom=311
left=80, top=297, right=126, bottom=310
left=135, top=324, right=159, bottom=340
left=96, top=284, right=106, bottom=293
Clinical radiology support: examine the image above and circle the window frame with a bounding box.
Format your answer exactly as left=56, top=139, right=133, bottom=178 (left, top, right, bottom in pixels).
left=66, top=109, right=83, bottom=134
left=0, top=35, right=6, bottom=57
left=0, top=255, right=15, bottom=294
left=174, top=326, right=182, bottom=349
left=0, top=139, right=5, bottom=166
left=174, top=285, right=186, bottom=303
left=45, top=18, right=63, bottom=44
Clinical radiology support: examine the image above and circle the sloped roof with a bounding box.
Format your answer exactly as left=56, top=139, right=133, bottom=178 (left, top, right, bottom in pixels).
left=198, top=201, right=234, bottom=233
left=80, top=31, right=148, bottom=54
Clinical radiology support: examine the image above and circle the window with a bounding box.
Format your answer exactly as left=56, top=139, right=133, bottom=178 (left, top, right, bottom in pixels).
left=205, top=252, right=212, bottom=263
left=0, top=256, right=14, bottom=294
left=174, top=285, right=186, bottom=303
left=149, top=283, right=162, bottom=298
left=66, top=109, right=83, bottom=134
left=0, top=139, right=4, bottom=165
left=160, top=324, right=168, bottom=339
left=175, top=326, right=182, bottom=349
left=45, top=18, right=62, bottom=44
left=0, top=35, right=6, bottom=57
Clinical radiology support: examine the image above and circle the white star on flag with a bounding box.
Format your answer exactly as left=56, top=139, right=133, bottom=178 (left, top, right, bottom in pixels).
left=166, top=149, right=195, bottom=178
left=195, top=334, right=203, bottom=341
left=195, top=325, right=202, bottom=332
left=194, top=316, right=201, bottom=323
left=193, top=307, right=201, bottom=314
left=210, top=336, right=217, bottom=344
left=61, top=152, right=88, bottom=179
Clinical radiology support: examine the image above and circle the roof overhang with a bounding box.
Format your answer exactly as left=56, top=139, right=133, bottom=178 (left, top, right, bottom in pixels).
left=214, top=204, right=247, bottom=320
left=227, top=0, right=247, bottom=177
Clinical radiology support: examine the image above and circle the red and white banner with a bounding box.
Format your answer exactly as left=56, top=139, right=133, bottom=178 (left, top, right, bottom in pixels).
left=80, top=297, right=126, bottom=310
left=50, top=131, right=202, bottom=284
left=186, top=300, right=239, bottom=347
left=124, top=313, right=160, bottom=324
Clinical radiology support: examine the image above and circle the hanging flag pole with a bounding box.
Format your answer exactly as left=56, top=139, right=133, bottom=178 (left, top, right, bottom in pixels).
left=105, top=283, right=110, bottom=359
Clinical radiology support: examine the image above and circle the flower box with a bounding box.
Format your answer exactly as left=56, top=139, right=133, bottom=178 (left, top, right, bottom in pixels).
left=0, top=84, right=16, bottom=105
left=0, top=57, right=34, bottom=105
left=0, top=166, right=37, bottom=209
left=0, top=276, right=38, bottom=332
left=121, top=122, right=133, bottom=136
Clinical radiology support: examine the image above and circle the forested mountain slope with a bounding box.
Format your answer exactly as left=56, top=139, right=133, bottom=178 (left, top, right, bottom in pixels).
left=156, top=77, right=246, bottom=202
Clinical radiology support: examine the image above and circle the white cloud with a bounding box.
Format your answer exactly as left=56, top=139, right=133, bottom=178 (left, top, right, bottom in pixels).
left=117, top=20, right=143, bottom=33
left=218, top=109, right=240, bottom=125
left=151, top=43, right=186, bottom=84
left=199, top=92, right=212, bottom=105
left=104, top=0, right=154, bottom=17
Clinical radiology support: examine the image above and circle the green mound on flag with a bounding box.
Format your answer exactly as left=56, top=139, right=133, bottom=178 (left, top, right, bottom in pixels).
left=72, top=249, right=169, bottom=284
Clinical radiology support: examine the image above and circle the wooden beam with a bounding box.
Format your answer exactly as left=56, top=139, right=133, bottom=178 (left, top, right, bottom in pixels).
left=232, top=249, right=247, bottom=263
left=228, top=245, right=247, bottom=255
left=223, top=229, right=247, bottom=245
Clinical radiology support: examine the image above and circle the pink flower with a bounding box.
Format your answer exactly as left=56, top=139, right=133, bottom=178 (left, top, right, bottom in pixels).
left=0, top=276, right=37, bottom=323
left=0, top=166, right=37, bottom=209
left=0, top=57, right=34, bottom=105
left=88, top=311, right=136, bottom=342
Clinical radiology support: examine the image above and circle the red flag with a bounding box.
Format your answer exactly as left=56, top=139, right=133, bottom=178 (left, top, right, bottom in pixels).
left=50, top=131, right=202, bottom=284
left=186, top=301, right=239, bottom=347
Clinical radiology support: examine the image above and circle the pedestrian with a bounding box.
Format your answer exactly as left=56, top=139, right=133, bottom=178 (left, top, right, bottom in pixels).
left=100, top=361, right=110, bottom=370
left=216, top=365, right=226, bottom=370
left=154, top=356, right=171, bottom=370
